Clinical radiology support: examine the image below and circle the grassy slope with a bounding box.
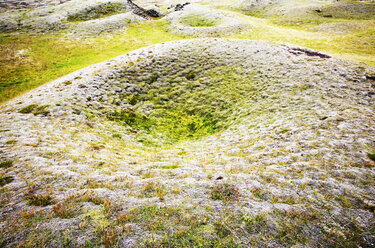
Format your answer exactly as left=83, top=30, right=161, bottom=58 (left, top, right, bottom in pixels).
left=0, top=4, right=374, bottom=247
left=233, top=15, right=375, bottom=66
left=0, top=1, right=374, bottom=103
left=228, top=0, right=375, bottom=66
left=0, top=21, right=185, bottom=103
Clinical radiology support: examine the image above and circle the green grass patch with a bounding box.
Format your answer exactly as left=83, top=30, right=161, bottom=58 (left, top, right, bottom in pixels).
left=0, top=160, right=13, bottom=168
left=117, top=205, right=239, bottom=247
left=160, top=164, right=179, bottom=169
left=108, top=109, right=155, bottom=131
left=226, top=3, right=375, bottom=66
left=156, top=111, right=217, bottom=141
left=0, top=176, right=13, bottom=186
left=238, top=7, right=272, bottom=19
left=368, top=152, right=375, bottom=161
left=1, top=13, right=375, bottom=106
left=108, top=65, right=257, bottom=144
left=0, top=20, right=184, bottom=103
left=18, top=104, right=50, bottom=116
left=181, top=15, right=219, bottom=27
left=108, top=109, right=216, bottom=144
left=19, top=104, right=38, bottom=114
left=211, top=183, right=240, bottom=202
left=234, top=15, right=375, bottom=66
left=27, top=194, right=54, bottom=207
left=33, top=105, right=50, bottom=116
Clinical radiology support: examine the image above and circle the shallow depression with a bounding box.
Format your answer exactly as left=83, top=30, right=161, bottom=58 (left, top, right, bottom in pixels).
left=0, top=38, right=374, bottom=247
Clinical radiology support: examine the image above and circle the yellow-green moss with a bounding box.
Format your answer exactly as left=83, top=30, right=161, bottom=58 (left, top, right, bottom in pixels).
left=0, top=20, right=185, bottom=103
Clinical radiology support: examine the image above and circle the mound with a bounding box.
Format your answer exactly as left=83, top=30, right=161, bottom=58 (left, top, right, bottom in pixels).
left=0, top=0, right=71, bottom=10
left=163, top=4, right=250, bottom=37
left=318, top=1, right=375, bottom=20
left=0, top=0, right=146, bottom=33
left=71, top=12, right=145, bottom=36
left=238, top=0, right=335, bottom=18
left=0, top=39, right=374, bottom=247
left=238, top=0, right=282, bottom=11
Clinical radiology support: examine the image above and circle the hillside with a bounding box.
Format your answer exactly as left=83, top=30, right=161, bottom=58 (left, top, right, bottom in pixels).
left=0, top=0, right=374, bottom=247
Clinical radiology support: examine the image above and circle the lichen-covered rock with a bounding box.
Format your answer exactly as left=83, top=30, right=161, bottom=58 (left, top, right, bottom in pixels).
left=145, top=4, right=165, bottom=17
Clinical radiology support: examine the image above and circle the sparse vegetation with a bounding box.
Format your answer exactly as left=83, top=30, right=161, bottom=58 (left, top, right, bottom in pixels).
left=52, top=201, right=76, bottom=219
left=318, top=1, right=375, bottom=20
left=27, top=194, right=54, bottom=207
left=141, top=181, right=166, bottom=198
left=0, top=161, right=13, bottom=168
left=5, top=140, right=17, bottom=145
left=0, top=0, right=374, bottom=247
left=368, top=152, right=375, bottom=161
left=186, top=71, right=196, bottom=80
left=67, top=2, right=127, bottom=21
left=108, top=65, right=258, bottom=144
left=0, top=176, right=13, bottom=186
left=211, top=183, right=240, bottom=202
left=19, top=104, right=38, bottom=114
left=160, top=164, right=179, bottom=169
left=146, top=73, right=159, bottom=84
left=33, top=105, right=50, bottom=116
left=18, top=104, right=49, bottom=116
left=0, top=21, right=183, bottom=103
left=181, top=15, right=219, bottom=27
left=235, top=1, right=375, bottom=66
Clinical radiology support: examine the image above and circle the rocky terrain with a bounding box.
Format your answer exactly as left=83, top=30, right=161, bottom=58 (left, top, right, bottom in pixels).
left=0, top=0, right=71, bottom=11
left=0, top=0, right=374, bottom=247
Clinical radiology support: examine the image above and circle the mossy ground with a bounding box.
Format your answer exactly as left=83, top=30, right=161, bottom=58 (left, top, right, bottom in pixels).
left=0, top=20, right=184, bottom=103
left=235, top=18, right=375, bottom=66
left=1, top=4, right=375, bottom=103
left=181, top=14, right=219, bottom=27
left=231, top=1, right=375, bottom=66
left=0, top=3, right=374, bottom=247
left=108, top=65, right=258, bottom=144
left=318, top=1, right=375, bottom=20
left=66, top=2, right=127, bottom=21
